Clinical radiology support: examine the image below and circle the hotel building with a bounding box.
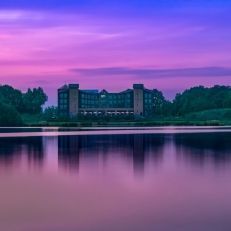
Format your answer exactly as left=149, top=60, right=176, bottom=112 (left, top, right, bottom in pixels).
left=58, top=84, right=155, bottom=117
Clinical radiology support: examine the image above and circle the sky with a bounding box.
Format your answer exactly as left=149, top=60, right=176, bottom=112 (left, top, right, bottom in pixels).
left=0, top=0, right=231, bottom=105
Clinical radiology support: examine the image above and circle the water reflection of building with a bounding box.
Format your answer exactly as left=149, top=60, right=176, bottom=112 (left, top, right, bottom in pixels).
left=58, top=136, right=80, bottom=172
left=133, top=135, right=145, bottom=173
left=58, top=134, right=165, bottom=174
left=0, top=137, right=44, bottom=168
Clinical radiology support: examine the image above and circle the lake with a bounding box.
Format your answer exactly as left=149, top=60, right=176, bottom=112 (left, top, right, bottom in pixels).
left=0, top=128, right=231, bottom=231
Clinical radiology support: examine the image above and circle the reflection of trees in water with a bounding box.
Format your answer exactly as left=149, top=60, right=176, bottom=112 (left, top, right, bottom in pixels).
left=174, top=133, right=231, bottom=167
left=58, top=134, right=166, bottom=174
left=0, top=137, right=44, bottom=168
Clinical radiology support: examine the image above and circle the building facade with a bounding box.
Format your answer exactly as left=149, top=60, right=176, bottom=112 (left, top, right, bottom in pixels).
left=58, top=84, right=155, bottom=117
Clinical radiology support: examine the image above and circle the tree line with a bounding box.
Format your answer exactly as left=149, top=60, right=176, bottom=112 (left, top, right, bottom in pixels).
left=0, top=84, right=231, bottom=126
left=154, top=85, right=231, bottom=116
left=0, top=85, right=47, bottom=126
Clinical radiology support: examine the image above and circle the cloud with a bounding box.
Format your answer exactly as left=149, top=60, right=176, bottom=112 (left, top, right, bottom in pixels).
left=71, top=66, right=231, bottom=78
left=0, top=10, right=46, bottom=22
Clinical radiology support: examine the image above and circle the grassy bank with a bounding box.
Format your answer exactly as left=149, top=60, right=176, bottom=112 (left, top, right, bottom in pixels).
left=20, top=109, right=231, bottom=127
left=24, top=121, right=229, bottom=127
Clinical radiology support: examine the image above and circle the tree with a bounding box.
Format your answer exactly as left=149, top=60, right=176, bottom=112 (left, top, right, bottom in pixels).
left=43, top=106, right=58, bottom=121
left=23, top=87, right=48, bottom=114
left=172, top=85, right=231, bottom=115
left=0, top=85, right=24, bottom=112
left=152, top=89, right=172, bottom=116
left=0, top=102, right=23, bottom=126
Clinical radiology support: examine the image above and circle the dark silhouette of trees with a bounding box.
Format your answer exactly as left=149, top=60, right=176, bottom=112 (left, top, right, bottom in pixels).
left=43, top=106, right=58, bottom=121
left=151, top=85, right=231, bottom=117
left=0, top=102, right=23, bottom=126
left=152, top=89, right=173, bottom=116
left=23, top=87, right=48, bottom=114
left=172, top=85, right=231, bottom=115
left=0, top=85, right=48, bottom=126
left=0, top=85, right=48, bottom=115
left=0, top=85, right=24, bottom=112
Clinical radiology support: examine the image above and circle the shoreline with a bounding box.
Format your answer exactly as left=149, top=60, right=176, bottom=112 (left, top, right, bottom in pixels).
left=0, top=126, right=231, bottom=138
left=20, top=120, right=231, bottom=127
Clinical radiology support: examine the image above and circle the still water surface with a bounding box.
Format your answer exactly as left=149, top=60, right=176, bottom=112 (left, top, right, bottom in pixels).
left=0, top=129, right=231, bottom=231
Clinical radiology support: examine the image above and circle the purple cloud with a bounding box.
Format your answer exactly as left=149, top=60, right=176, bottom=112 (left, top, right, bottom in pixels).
left=71, top=66, right=231, bottom=78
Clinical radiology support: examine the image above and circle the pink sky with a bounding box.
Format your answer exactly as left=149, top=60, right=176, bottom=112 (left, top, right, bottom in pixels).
left=0, top=3, right=231, bottom=105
